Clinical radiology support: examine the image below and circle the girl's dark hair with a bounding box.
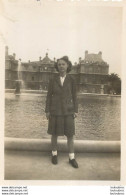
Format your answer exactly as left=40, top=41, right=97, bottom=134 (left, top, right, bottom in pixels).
left=54, top=56, right=72, bottom=73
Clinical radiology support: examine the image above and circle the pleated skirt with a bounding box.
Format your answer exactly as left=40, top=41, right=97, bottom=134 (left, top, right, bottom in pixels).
left=48, top=115, right=75, bottom=137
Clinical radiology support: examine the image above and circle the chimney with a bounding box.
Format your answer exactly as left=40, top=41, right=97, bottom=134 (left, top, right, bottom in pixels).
left=46, top=53, right=48, bottom=57
left=79, top=57, right=81, bottom=63
left=99, top=51, right=102, bottom=58
left=28, top=60, right=30, bottom=63
left=39, top=56, right=41, bottom=61
left=85, top=50, right=88, bottom=58
left=13, top=53, right=16, bottom=59
left=54, top=57, right=56, bottom=62
left=5, top=46, right=8, bottom=56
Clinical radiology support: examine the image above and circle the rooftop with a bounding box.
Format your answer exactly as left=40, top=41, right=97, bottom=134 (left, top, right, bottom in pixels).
left=85, top=54, right=103, bottom=63
left=41, top=53, right=54, bottom=64
left=79, top=51, right=108, bottom=65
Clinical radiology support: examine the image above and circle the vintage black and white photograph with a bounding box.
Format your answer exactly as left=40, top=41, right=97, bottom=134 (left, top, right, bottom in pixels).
left=2, top=0, right=122, bottom=181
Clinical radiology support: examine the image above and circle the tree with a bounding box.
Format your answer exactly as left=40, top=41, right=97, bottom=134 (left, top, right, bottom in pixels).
left=108, top=73, right=121, bottom=95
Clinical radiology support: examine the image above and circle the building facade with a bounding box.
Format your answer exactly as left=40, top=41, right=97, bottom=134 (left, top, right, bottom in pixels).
left=5, top=46, right=109, bottom=94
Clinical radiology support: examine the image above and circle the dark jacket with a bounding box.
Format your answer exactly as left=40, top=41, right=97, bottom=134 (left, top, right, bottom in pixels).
left=45, top=74, right=78, bottom=115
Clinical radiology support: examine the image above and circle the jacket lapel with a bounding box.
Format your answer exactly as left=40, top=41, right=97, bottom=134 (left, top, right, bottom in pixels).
left=55, top=75, right=62, bottom=88
left=55, top=74, right=70, bottom=88
left=62, top=74, right=69, bottom=88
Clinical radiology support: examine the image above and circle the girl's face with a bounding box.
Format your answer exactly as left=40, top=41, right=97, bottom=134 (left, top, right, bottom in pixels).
left=57, top=59, right=68, bottom=74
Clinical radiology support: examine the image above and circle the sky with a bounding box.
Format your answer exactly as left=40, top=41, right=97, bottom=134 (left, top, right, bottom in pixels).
left=0, top=0, right=123, bottom=77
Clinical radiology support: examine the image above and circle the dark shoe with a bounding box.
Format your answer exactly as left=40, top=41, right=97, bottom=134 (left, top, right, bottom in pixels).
left=52, top=155, right=58, bottom=165
left=69, top=159, right=78, bottom=168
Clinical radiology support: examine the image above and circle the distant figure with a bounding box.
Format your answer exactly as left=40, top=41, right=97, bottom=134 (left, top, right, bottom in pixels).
left=45, top=56, right=79, bottom=168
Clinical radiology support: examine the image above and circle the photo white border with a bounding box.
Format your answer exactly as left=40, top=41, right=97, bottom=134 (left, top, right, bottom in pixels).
left=0, top=0, right=126, bottom=186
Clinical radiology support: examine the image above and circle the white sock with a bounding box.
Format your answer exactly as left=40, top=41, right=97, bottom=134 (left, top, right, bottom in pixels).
left=69, top=153, right=75, bottom=160
left=52, top=150, right=57, bottom=156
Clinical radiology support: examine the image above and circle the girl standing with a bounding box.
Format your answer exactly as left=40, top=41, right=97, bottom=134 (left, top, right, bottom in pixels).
left=45, top=56, right=78, bottom=168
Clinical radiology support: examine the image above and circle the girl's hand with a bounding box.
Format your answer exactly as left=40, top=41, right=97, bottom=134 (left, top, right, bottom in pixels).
left=73, top=113, right=78, bottom=118
left=46, top=112, right=50, bottom=120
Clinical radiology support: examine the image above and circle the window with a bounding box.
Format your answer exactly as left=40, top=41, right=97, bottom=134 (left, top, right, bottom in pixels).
left=8, top=72, right=11, bottom=79
left=85, top=67, right=88, bottom=73
left=84, top=78, right=88, bottom=82
left=92, top=88, right=95, bottom=93
left=97, top=67, right=100, bottom=73
left=23, top=65, right=28, bottom=70
left=32, top=76, right=34, bottom=81
left=92, top=77, right=95, bottom=83
left=89, top=67, right=92, bottom=72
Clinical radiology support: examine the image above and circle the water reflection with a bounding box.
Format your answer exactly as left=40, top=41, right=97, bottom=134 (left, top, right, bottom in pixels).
left=5, top=94, right=120, bottom=140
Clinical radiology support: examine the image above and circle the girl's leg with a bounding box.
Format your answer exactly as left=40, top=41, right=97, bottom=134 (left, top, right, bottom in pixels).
left=51, top=134, right=58, bottom=154
left=67, top=135, right=78, bottom=168
left=51, top=135, right=58, bottom=164
left=67, top=136, right=74, bottom=154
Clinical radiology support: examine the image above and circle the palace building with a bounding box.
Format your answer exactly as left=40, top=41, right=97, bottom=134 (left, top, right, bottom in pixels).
left=5, top=46, right=109, bottom=94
